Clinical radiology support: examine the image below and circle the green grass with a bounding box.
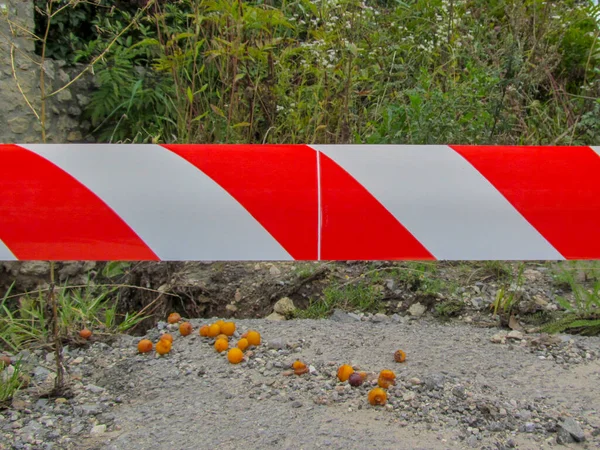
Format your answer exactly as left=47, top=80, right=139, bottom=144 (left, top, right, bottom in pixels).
left=541, top=269, right=600, bottom=336
left=294, top=282, right=384, bottom=319
left=0, top=282, right=149, bottom=353
left=434, top=299, right=465, bottom=318
left=551, top=261, right=600, bottom=289
left=0, top=358, right=24, bottom=407
left=490, top=263, right=525, bottom=316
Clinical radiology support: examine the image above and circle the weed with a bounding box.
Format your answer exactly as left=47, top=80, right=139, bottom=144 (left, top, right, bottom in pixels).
left=0, top=358, right=24, bottom=407
left=295, top=282, right=383, bottom=319
left=541, top=270, right=600, bottom=336
left=0, top=283, right=148, bottom=353
left=490, top=263, right=525, bottom=316
left=434, top=299, right=465, bottom=318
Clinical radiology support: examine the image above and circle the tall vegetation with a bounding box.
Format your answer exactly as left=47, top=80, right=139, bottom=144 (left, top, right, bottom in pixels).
left=32, top=0, right=599, bottom=145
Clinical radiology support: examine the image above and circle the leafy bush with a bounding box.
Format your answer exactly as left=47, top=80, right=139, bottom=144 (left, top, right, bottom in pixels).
left=32, top=0, right=600, bottom=145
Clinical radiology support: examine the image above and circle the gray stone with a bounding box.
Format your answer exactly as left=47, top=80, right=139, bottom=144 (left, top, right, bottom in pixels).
left=408, top=302, right=427, bottom=317
left=79, top=404, right=102, bottom=415
left=67, top=106, right=82, bottom=116
left=470, top=297, right=484, bottom=309
left=329, top=309, right=356, bottom=323
left=273, top=297, right=295, bottom=316
left=90, top=424, right=107, bottom=434
left=19, top=261, right=50, bottom=276
left=557, top=426, right=575, bottom=444
left=8, top=116, right=30, bottom=134
left=267, top=339, right=285, bottom=350
left=85, top=384, right=104, bottom=394
left=487, top=422, right=505, bottom=432
left=423, top=373, right=446, bottom=390
left=56, top=89, right=72, bottom=102
left=265, top=312, right=285, bottom=321
left=76, top=94, right=91, bottom=106
left=67, top=131, right=82, bottom=141
left=507, top=330, right=524, bottom=340
left=371, top=313, right=389, bottom=322
left=33, top=366, right=51, bottom=381
left=558, top=417, right=585, bottom=442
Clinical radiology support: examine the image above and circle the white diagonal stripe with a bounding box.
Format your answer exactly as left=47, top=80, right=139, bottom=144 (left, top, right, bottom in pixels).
left=23, top=144, right=292, bottom=261
left=0, top=238, right=16, bottom=260
left=592, top=147, right=600, bottom=158
left=313, top=145, right=564, bottom=260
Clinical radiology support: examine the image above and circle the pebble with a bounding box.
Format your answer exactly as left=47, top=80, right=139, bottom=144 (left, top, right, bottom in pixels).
left=90, top=424, right=107, bottom=434
left=558, top=417, right=586, bottom=442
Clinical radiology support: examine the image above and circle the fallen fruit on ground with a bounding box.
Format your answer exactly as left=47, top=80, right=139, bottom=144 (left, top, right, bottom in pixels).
left=237, top=338, right=249, bottom=351
left=179, top=322, right=193, bottom=336
left=348, top=372, right=364, bottom=387
left=368, top=388, right=387, bottom=406
left=241, top=331, right=249, bottom=339
left=246, top=330, right=261, bottom=346
left=215, top=319, right=226, bottom=329
left=199, top=325, right=209, bottom=337
left=215, top=338, right=229, bottom=353
left=137, top=339, right=153, bottom=353
left=221, top=322, right=236, bottom=336
left=227, top=347, right=244, bottom=364
left=216, top=334, right=229, bottom=341
left=337, top=364, right=354, bottom=382
left=160, top=333, right=174, bottom=343
left=292, top=360, right=309, bottom=375
left=207, top=323, right=221, bottom=337
left=0, top=355, right=11, bottom=368
left=156, top=339, right=172, bottom=355
left=394, top=350, right=406, bottom=363
left=79, top=328, right=92, bottom=340
left=377, top=370, right=396, bottom=388
left=167, top=313, right=181, bottom=324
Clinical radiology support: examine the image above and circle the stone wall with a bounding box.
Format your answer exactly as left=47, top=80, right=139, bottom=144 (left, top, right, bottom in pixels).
left=0, top=0, right=95, bottom=144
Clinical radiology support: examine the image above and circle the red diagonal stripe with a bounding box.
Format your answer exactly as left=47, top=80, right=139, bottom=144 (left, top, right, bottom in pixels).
left=319, top=152, right=434, bottom=260
left=451, top=145, right=600, bottom=260
left=0, top=144, right=158, bottom=260
left=162, top=144, right=318, bottom=260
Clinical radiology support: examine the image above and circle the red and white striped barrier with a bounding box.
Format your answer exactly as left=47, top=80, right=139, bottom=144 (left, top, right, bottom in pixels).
left=1, top=144, right=599, bottom=261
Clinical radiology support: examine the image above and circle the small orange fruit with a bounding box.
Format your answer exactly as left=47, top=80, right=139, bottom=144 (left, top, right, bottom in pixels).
left=221, top=322, right=236, bottom=336
left=237, top=338, right=249, bottom=351
left=167, top=313, right=181, bottom=324
left=216, top=334, right=229, bottom=341
left=215, top=338, right=229, bottom=353
left=79, top=328, right=92, bottom=339
left=337, top=364, right=354, bottom=382
left=377, top=370, right=396, bottom=389
left=207, top=323, right=221, bottom=337
left=179, top=322, right=193, bottom=336
left=137, top=339, right=153, bottom=353
left=241, top=331, right=249, bottom=339
left=368, top=387, right=387, bottom=406
left=199, top=325, right=210, bottom=337
left=215, top=319, right=226, bottom=328
left=156, top=339, right=172, bottom=355
left=292, top=360, right=306, bottom=370
left=227, top=347, right=244, bottom=364
left=394, top=350, right=406, bottom=363
left=160, top=333, right=174, bottom=343
left=246, top=330, right=261, bottom=346
left=292, top=360, right=309, bottom=375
